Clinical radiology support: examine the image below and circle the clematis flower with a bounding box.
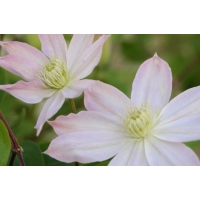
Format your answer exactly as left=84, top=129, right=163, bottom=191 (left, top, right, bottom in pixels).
left=45, top=54, right=200, bottom=166
left=0, top=34, right=108, bottom=135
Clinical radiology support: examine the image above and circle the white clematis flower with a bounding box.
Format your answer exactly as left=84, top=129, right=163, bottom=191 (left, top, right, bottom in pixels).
left=45, top=54, right=200, bottom=165
left=0, top=34, right=109, bottom=135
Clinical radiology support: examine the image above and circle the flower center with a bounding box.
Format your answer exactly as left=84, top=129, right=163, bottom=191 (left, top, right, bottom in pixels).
left=37, top=58, right=68, bottom=89
left=124, top=105, right=153, bottom=139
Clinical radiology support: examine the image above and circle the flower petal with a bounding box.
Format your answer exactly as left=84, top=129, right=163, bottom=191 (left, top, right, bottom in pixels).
left=49, top=111, right=125, bottom=135
left=144, top=136, right=200, bottom=166
left=131, top=54, right=172, bottom=114
left=84, top=81, right=132, bottom=116
left=109, top=140, right=149, bottom=166
left=38, top=34, right=67, bottom=62
left=158, top=86, right=200, bottom=125
left=67, top=34, right=94, bottom=71
left=0, top=41, right=48, bottom=66
left=45, top=131, right=129, bottom=163
left=0, top=80, right=55, bottom=103
left=35, top=91, right=65, bottom=136
left=153, top=114, right=200, bottom=142
left=0, top=55, right=41, bottom=81
left=70, top=35, right=109, bottom=80
left=62, top=79, right=95, bottom=99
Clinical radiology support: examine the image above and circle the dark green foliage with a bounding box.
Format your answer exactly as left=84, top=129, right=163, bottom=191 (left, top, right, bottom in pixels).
left=14, top=141, right=44, bottom=166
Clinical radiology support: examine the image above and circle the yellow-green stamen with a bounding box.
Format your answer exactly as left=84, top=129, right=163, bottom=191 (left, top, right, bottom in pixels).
left=124, top=105, right=154, bottom=139
left=37, top=58, right=68, bottom=89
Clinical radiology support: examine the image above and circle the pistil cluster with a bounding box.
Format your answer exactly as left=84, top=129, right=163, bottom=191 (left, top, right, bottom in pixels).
left=124, top=105, right=153, bottom=139
left=37, top=58, right=68, bottom=89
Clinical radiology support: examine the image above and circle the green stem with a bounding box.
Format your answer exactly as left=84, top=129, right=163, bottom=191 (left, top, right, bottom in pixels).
left=68, top=99, right=79, bottom=166
left=9, top=151, right=17, bottom=166
left=69, top=99, right=77, bottom=114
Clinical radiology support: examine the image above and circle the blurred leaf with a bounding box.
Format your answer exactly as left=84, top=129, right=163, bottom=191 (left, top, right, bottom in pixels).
left=25, top=35, right=40, bottom=49
left=81, top=159, right=110, bottom=166
left=0, top=119, right=11, bottom=166
left=0, top=91, right=6, bottom=109
left=121, top=35, right=150, bottom=61
left=185, top=140, right=200, bottom=148
left=40, top=143, right=75, bottom=166
left=43, top=154, right=75, bottom=166
left=11, top=108, right=26, bottom=133
left=94, top=160, right=110, bottom=166
left=0, top=68, right=6, bottom=107
left=14, top=141, right=44, bottom=166
left=185, top=141, right=200, bottom=158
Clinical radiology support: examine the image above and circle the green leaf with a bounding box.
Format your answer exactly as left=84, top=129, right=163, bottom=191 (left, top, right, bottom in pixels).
left=14, top=141, right=44, bottom=166
left=0, top=119, right=11, bottom=166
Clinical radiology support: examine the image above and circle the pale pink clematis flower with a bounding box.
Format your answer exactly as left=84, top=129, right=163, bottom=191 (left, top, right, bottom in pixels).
left=0, top=34, right=109, bottom=135
left=45, top=54, right=200, bottom=165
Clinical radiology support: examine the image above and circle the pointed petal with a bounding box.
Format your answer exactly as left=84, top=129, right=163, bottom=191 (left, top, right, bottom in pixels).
left=109, top=140, right=149, bottom=166
left=0, top=55, right=41, bottom=81
left=38, top=34, right=67, bottom=61
left=70, top=35, right=109, bottom=80
left=84, top=81, right=132, bottom=116
left=0, top=80, right=55, bottom=103
left=67, top=34, right=94, bottom=71
left=35, top=91, right=65, bottom=136
left=153, top=114, right=200, bottom=142
left=62, top=79, right=95, bottom=99
left=45, top=131, right=128, bottom=163
left=49, top=111, right=125, bottom=135
left=131, top=54, right=172, bottom=114
left=158, top=86, right=200, bottom=125
left=144, top=136, right=200, bottom=166
left=0, top=41, right=48, bottom=66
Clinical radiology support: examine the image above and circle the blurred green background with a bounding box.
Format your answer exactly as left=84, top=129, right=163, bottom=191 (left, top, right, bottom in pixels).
left=1, top=34, right=200, bottom=165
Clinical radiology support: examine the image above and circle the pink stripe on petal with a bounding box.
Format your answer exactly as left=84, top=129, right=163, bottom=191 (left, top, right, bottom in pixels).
left=49, top=111, right=125, bottom=135
left=62, top=79, right=95, bottom=99
left=153, top=114, right=200, bottom=142
left=131, top=54, right=172, bottom=114
left=35, top=91, right=65, bottom=136
left=67, top=34, right=94, bottom=71
left=70, top=35, right=109, bottom=80
left=45, top=131, right=128, bottom=163
left=0, top=80, right=55, bottom=104
left=84, top=81, right=132, bottom=116
left=38, top=34, right=67, bottom=62
left=158, top=86, right=200, bottom=125
left=144, top=136, right=200, bottom=166
left=0, top=41, right=48, bottom=66
left=109, top=140, right=149, bottom=166
left=0, top=55, right=41, bottom=81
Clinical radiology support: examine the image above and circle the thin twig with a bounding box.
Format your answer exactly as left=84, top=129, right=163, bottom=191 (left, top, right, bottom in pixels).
left=9, top=151, right=17, bottom=166
left=0, top=112, right=25, bottom=166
